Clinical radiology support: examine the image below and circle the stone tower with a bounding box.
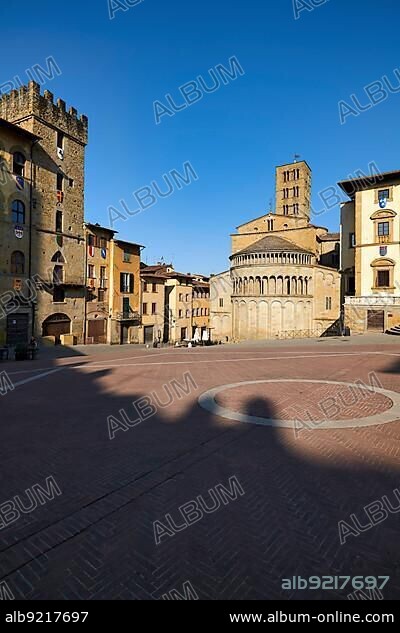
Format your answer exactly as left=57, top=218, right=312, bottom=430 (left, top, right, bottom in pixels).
left=275, top=159, right=311, bottom=221
left=0, top=81, right=88, bottom=343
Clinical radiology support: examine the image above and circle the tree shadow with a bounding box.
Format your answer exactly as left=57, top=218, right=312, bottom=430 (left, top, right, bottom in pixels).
left=0, top=352, right=399, bottom=601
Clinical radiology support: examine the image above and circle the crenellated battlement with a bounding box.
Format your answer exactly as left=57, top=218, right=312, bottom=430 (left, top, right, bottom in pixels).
left=0, top=81, right=88, bottom=145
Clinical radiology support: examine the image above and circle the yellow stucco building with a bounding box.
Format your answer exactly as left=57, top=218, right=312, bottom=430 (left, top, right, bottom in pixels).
left=140, top=264, right=166, bottom=345
left=85, top=223, right=114, bottom=344
left=340, top=169, right=400, bottom=333
left=84, top=223, right=143, bottom=344
left=109, top=238, right=142, bottom=344
left=138, top=263, right=210, bottom=343
left=164, top=270, right=210, bottom=343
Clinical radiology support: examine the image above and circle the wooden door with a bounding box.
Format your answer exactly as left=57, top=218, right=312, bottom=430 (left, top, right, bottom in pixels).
left=367, top=310, right=384, bottom=332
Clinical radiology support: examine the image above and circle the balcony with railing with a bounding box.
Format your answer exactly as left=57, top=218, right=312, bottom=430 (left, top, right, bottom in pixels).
left=34, top=273, right=85, bottom=288
left=115, top=310, right=141, bottom=322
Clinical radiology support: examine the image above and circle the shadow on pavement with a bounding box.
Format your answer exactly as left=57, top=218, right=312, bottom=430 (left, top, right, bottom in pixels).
left=0, top=353, right=399, bottom=601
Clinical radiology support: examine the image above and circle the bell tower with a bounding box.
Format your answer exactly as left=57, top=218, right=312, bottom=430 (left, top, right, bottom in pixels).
left=275, top=159, right=311, bottom=221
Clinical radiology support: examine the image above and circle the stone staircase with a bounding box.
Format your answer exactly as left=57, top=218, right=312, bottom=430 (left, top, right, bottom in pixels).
left=386, top=325, right=400, bottom=336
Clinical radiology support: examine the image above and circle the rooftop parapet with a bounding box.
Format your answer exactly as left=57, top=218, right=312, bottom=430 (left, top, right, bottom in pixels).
left=0, top=81, right=88, bottom=144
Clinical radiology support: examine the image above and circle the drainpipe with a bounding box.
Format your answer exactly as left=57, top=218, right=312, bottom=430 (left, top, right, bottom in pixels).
left=139, top=245, right=145, bottom=343
left=83, top=226, right=88, bottom=344
left=29, top=139, right=39, bottom=338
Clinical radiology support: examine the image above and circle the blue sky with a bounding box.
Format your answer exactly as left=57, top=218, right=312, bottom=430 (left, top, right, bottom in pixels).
left=2, top=0, right=400, bottom=274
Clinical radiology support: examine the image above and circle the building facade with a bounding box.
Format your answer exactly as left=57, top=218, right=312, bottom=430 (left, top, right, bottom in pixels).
left=109, top=239, right=142, bottom=344
left=0, top=119, right=39, bottom=346
left=140, top=265, right=166, bottom=345
left=0, top=81, right=88, bottom=344
left=211, top=160, right=341, bottom=342
left=340, top=170, right=400, bottom=333
left=84, top=223, right=115, bottom=344
left=191, top=276, right=211, bottom=340
left=164, top=270, right=210, bottom=343
left=164, top=272, right=194, bottom=343
left=139, top=264, right=210, bottom=343
left=210, top=271, right=232, bottom=342
left=84, top=225, right=143, bottom=345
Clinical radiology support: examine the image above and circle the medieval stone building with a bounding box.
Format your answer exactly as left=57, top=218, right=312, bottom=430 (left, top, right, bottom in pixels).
left=211, top=160, right=341, bottom=341
left=0, top=81, right=88, bottom=344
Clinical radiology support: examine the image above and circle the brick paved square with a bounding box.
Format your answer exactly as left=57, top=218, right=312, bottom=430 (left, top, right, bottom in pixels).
left=1, top=338, right=400, bottom=600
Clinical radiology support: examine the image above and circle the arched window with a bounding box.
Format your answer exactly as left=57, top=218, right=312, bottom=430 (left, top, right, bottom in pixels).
left=0, top=156, right=7, bottom=179
left=51, top=251, right=66, bottom=263
left=53, top=265, right=64, bottom=284
left=12, top=200, right=25, bottom=224
left=13, top=152, right=26, bottom=177
left=11, top=251, right=25, bottom=274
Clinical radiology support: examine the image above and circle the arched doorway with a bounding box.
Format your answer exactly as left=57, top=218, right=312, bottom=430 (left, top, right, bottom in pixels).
left=42, top=313, right=71, bottom=345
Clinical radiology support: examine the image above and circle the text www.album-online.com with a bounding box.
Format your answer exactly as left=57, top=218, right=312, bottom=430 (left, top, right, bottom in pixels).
left=229, top=612, right=395, bottom=624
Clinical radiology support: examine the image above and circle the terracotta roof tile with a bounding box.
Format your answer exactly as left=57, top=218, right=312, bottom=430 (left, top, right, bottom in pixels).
left=232, top=234, right=313, bottom=257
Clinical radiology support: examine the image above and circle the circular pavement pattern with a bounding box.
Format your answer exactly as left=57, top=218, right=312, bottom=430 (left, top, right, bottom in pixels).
left=198, top=379, right=400, bottom=429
